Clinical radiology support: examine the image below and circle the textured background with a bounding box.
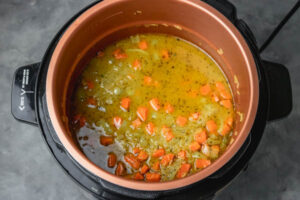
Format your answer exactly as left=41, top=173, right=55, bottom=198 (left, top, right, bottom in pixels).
left=0, top=0, right=299, bottom=199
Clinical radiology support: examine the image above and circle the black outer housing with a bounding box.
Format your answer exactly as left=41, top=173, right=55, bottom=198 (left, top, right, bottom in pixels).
left=11, top=0, right=292, bottom=200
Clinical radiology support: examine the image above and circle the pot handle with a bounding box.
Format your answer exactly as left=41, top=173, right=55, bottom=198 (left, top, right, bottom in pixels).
left=11, top=63, right=40, bottom=125
left=263, top=60, right=293, bottom=121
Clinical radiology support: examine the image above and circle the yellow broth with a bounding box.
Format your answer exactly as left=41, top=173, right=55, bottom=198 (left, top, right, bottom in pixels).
left=70, top=34, right=235, bottom=182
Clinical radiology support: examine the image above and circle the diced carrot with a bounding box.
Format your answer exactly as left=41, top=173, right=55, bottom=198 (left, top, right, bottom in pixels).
left=145, top=172, right=161, bottom=182
left=146, top=122, right=155, bottom=135
left=131, top=118, right=142, bottom=129
left=132, top=59, right=141, bottom=70
left=215, top=81, right=226, bottom=91
left=87, top=97, right=97, bottom=106
left=115, top=161, right=126, bottom=176
left=137, top=106, right=148, bottom=122
left=220, top=100, right=232, bottom=109
left=219, top=90, right=232, bottom=100
left=221, top=123, right=231, bottom=136
left=161, top=49, right=169, bottom=59
left=194, top=130, right=207, bottom=144
left=211, top=145, right=220, bottom=157
left=164, top=103, right=174, bottom=113
left=189, top=141, right=201, bottom=151
left=176, top=163, right=191, bottom=178
left=86, top=81, right=94, bottom=89
left=138, top=40, right=148, bottom=50
left=178, top=150, right=187, bottom=160
left=100, top=136, right=114, bottom=146
left=176, top=116, right=187, bottom=127
left=137, top=151, right=149, bottom=161
left=97, top=50, right=104, bottom=57
left=124, top=153, right=140, bottom=170
left=113, top=116, right=123, bottom=129
left=149, top=98, right=160, bottom=111
left=161, top=154, right=175, bottom=167
left=226, top=116, right=234, bottom=127
left=133, top=147, right=141, bottom=154
left=107, top=152, right=117, bottom=168
left=152, top=149, right=165, bottom=158
left=190, top=112, right=200, bottom=120
left=211, top=92, right=220, bottom=102
left=113, top=48, right=128, bottom=59
left=140, top=164, right=150, bottom=174
left=200, top=84, right=211, bottom=96
left=195, top=159, right=211, bottom=169
left=151, top=161, right=160, bottom=171
left=206, top=120, right=217, bottom=133
left=120, top=97, right=131, bottom=111
left=153, top=80, right=160, bottom=87
left=133, top=172, right=144, bottom=180
left=161, top=125, right=174, bottom=142
left=144, top=76, right=153, bottom=85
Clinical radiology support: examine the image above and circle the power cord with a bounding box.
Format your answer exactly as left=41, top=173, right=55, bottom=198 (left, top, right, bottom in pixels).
left=259, top=0, right=300, bottom=53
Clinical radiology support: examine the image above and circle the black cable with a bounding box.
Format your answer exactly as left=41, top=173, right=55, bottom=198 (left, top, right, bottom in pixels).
left=259, top=0, right=300, bottom=53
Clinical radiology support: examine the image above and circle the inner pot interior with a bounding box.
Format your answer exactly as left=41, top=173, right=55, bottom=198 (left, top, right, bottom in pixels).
left=46, top=0, right=258, bottom=191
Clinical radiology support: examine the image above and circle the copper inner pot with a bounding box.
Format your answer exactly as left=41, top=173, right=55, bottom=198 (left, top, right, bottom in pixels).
left=46, top=0, right=258, bottom=191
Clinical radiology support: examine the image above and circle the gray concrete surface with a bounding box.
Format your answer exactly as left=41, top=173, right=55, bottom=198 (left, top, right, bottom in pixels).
left=0, top=0, right=299, bottom=199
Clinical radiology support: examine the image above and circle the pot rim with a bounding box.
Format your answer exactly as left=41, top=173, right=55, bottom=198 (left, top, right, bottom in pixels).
left=46, top=0, right=259, bottom=191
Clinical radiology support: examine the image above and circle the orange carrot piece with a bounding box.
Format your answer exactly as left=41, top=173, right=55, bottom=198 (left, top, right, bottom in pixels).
left=149, top=98, right=160, bottom=111
left=124, top=153, right=140, bottom=170
left=86, top=81, right=94, bottom=89
left=176, top=116, right=188, bottom=127
left=161, top=154, right=175, bottom=167
left=161, top=49, right=169, bottom=59
left=100, top=136, right=114, bottom=146
left=144, top=76, right=153, bottom=85
left=140, top=164, right=150, bottom=174
left=194, top=130, right=207, bottom=144
left=132, top=59, right=141, bottom=70
left=220, top=100, right=232, bottom=109
left=152, top=149, right=165, bottom=158
left=153, top=80, right=160, bottom=87
left=146, top=122, right=155, bottom=135
left=164, top=103, right=174, bottom=113
left=133, top=172, right=144, bottom=180
left=195, top=159, right=211, bottom=169
left=206, top=120, right=217, bottom=133
left=161, top=126, right=174, bottom=142
left=113, top=116, right=123, bottom=129
left=138, top=40, right=148, bottom=50
left=113, top=48, right=127, bottom=59
left=219, top=90, right=232, bottom=100
left=190, top=112, right=200, bottom=120
left=178, top=150, right=187, bottom=160
left=152, top=161, right=160, bottom=171
left=189, top=141, right=201, bottom=151
left=120, top=97, right=131, bottom=111
left=107, top=152, right=117, bottom=168
left=133, top=147, right=141, bottom=154
left=211, top=145, right=220, bottom=154
left=137, top=107, right=148, bottom=122
left=87, top=97, right=97, bottom=106
left=215, top=81, right=226, bottom=91
left=137, top=151, right=149, bottom=162
left=200, top=84, right=211, bottom=96
left=176, top=163, right=191, bottom=178
left=115, top=161, right=126, bottom=176
left=131, top=118, right=142, bottom=129
left=145, top=172, right=161, bottom=182
left=226, top=116, right=234, bottom=127
left=221, top=123, right=231, bottom=136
